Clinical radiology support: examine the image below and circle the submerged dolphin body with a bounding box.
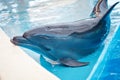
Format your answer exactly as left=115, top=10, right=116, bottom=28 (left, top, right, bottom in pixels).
left=11, top=0, right=119, bottom=67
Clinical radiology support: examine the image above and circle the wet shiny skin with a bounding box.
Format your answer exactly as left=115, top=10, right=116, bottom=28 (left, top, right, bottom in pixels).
left=11, top=1, right=119, bottom=67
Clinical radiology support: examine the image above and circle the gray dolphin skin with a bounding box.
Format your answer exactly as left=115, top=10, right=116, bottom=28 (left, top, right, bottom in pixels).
left=11, top=0, right=119, bottom=67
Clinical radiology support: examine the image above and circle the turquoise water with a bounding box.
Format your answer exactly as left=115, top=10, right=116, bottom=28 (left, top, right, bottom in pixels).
left=99, top=26, right=120, bottom=80
left=0, top=0, right=120, bottom=80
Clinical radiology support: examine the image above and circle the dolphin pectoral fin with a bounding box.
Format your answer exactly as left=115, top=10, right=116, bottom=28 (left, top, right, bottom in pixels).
left=59, top=58, right=89, bottom=67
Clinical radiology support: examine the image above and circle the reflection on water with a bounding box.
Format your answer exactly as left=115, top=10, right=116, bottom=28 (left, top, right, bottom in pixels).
left=0, top=0, right=30, bottom=37
left=109, top=0, right=120, bottom=26
left=0, top=0, right=93, bottom=38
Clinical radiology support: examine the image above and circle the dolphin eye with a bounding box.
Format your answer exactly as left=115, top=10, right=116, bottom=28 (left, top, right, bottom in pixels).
left=39, top=44, right=51, bottom=51
left=42, top=45, right=51, bottom=51
left=44, top=47, right=51, bottom=51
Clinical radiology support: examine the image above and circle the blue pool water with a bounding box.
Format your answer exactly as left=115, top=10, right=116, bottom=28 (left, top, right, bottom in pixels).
left=98, top=26, right=120, bottom=80
left=0, top=0, right=120, bottom=80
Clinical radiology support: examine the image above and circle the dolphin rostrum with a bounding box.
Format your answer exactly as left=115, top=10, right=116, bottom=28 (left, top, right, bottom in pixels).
left=11, top=0, right=119, bottom=67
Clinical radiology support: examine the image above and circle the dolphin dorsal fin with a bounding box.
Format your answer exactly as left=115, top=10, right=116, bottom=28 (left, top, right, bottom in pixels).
left=99, top=2, right=119, bottom=22
left=91, top=0, right=108, bottom=17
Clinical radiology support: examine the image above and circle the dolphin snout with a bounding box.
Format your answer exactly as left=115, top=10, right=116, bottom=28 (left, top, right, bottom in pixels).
left=11, top=36, right=29, bottom=45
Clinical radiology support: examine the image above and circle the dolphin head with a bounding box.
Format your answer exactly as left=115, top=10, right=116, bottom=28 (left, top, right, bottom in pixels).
left=11, top=36, right=42, bottom=52
left=11, top=35, right=58, bottom=60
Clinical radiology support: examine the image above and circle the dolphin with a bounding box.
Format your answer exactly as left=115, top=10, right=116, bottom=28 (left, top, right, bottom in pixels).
left=11, top=0, right=119, bottom=67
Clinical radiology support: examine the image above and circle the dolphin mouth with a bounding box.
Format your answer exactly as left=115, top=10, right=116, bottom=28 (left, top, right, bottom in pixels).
left=11, top=36, right=31, bottom=46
